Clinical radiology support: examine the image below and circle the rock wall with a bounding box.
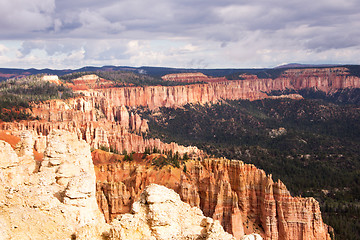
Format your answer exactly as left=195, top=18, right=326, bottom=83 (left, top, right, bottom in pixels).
left=82, top=67, right=360, bottom=110
left=0, top=87, right=202, bottom=157
left=0, top=120, right=202, bottom=158
left=94, top=155, right=331, bottom=240
left=9, top=67, right=357, bottom=157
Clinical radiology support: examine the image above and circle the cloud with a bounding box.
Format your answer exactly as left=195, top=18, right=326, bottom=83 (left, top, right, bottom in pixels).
left=0, top=0, right=55, bottom=37
left=0, top=44, right=9, bottom=55
left=0, top=0, right=360, bottom=68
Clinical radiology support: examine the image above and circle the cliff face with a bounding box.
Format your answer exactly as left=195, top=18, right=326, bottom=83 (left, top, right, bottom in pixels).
left=0, top=90, right=201, bottom=157
left=83, top=81, right=269, bottom=109
left=81, top=67, right=360, bottom=110
left=94, top=153, right=331, bottom=240
left=6, top=67, right=357, bottom=155
left=0, top=119, right=202, bottom=158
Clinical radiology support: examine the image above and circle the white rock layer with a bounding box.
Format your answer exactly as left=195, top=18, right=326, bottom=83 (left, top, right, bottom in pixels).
left=0, top=130, right=107, bottom=240
left=108, top=184, right=236, bottom=240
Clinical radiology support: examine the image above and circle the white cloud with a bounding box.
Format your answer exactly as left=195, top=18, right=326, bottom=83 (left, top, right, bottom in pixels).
left=0, top=0, right=360, bottom=68
left=0, top=0, right=55, bottom=36
left=0, top=44, right=9, bottom=55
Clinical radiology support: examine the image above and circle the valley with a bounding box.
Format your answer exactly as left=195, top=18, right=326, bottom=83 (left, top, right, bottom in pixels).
left=0, top=65, right=359, bottom=239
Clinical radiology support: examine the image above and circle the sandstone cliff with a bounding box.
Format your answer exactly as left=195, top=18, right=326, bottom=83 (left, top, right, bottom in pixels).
left=94, top=153, right=331, bottom=240
left=0, top=130, right=107, bottom=239
left=6, top=67, right=357, bottom=156
left=80, top=67, right=360, bottom=110
left=1, top=132, right=263, bottom=240
left=0, top=119, right=201, bottom=159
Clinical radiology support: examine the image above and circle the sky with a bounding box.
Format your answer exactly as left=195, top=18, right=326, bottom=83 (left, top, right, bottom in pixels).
left=0, top=0, right=360, bottom=69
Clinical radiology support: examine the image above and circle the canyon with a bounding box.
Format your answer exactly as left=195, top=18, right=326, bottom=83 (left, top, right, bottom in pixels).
left=1, top=66, right=358, bottom=239
left=83, top=67, right=360, bottom=109
left=94, top=151, right=331, bottom=240
left=0, top=129, right=259, bottom=240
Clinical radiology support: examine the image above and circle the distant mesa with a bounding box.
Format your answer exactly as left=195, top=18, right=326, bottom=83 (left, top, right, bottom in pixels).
left=162, top=72, right=228, bottom=83
left=67, top=74, right=115, bottom=90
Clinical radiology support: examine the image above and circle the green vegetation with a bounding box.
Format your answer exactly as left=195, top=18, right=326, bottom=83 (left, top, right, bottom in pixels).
left=123, top=152, right=134, bottom=161
left=152, top=150, right=181, bottom=169
left=60, top=70, right=205, bottom=86
left=99, top=145, right=110, bottom=152
left=0, top=75, right=75, bottom=121
left=140, top=96, right=360, bottom=240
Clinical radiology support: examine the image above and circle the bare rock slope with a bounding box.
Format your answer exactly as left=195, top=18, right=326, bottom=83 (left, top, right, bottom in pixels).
left=0, top=130, right=107, bottom=240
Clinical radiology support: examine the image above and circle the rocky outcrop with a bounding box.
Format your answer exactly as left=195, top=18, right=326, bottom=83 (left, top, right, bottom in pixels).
left=268, top=127, right=287, bottom=138
left=95, top=155, right=331, bottom=240
left=241, top=234, right=263, bottom=240
left=108, top=184, right=236, bottom=240
left=0, top=130, right=107, bottom=239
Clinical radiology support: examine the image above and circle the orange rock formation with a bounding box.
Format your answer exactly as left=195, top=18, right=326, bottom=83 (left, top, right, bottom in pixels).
left=66, top=74, right=115, bottom=90
left=0, top=119, right=201, bottom=158
left=1, top=67, right=351, bottom=239
left=2, top=67, right=358, bottom=158
left=94, top=152, right=331, bottom=240
left=82, top=67, right=360, bottom=110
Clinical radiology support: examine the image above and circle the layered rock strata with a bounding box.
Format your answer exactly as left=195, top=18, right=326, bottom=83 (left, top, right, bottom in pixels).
left=5, top=67, right=358, bottom=157
left=24, top=91, right=201, bottom=156
left=0, top=120, right=201, bottom=158
left=0, top=130, right=107, bottom=239
left=95, top=155, right=331, bottom=240
left=82, top=67, right=360, bottom=110
left=0, top=85, right=201, bottom=156
left=67, top=74, right=115, bottom=90
left=0, top=131, right=263, bottom=240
